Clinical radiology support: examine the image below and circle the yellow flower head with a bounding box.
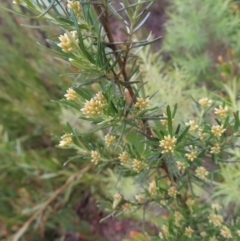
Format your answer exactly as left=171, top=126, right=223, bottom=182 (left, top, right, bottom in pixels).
left=64, top=88, right=78, bottom=101
left=211, top=203, right=222, bottom=211
left=174, top=211, right=183, bottom=227
left=149, top=180, right=157, bottom=196
left=159, top=135, right=177, bottom=154
left=118, top=151, right=129, bottom=165
left=220, top=226, right=232, bottom=238
left=198, top=129, right=206, bottom=140
left=132, top=159, right=146, bottom=173
left=67, top=0, right=82, bottom=18
left=168, top=186, right=178, bottom=198
left=195, top=167, right=208, bottom=180
left=209, top=236, right=218, bottom=241
left=198, top=97, right=212, bottom=108
left=186, top=198, right=195, bottom=209
left=91, top=150, right=100, bottom=165
left=105, top=134, right=116, bottom=147
left=211, top=125, right=225, bottom=137
left=58, top=31, right=79, bottom=53
left=176, top=161, right=186, bottom=172
left=210, top=143, right=221, bottom=154
left=134, top=97, right=149, bottom=110
left=214, top=105, right=228, bottom=118
left=161, top=225, right=169, bottom=238
left=59, top=134, right=73, bottom=147
left=81, top=92, right=107, bottom=117
left=185, top=120, right=199, bottom=132
left=184, top=226, right=194, bottom=238
left=208, top=213, right=223, bottom=227
left=185, top=150, right=197, bottom=161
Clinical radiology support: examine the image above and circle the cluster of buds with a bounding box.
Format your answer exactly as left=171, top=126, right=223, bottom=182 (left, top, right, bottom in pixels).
left=176, top=161, right=186, bottom=173
left=105, top=134, right=116, bottom=147
left=198, top=97, right=212, bottom=108
left=67, top=0, right=82, bottom=19
left=211, top=125, right=225, bottom=137
left=210, top=143, right=221, bottom=154
left=91, top=150, right=100, bottom=165
left=58, top=30, right=79, bottom=53
left=174, top=211, right=183, bottom=227
left=185, top=226, right=194, bottom=238
left=132, top=159, right=146, bottom=173
left=214, top=105, right=228, bottom=118
left=64, top=88, right=78, bottom=101
left=185, top=120, right=199, bottom=132
left=185, top=148, right=197, bottom=161
left=208, top=213, right=223, bottom=227
left=195, top=166, right=208, bottom=180
left=134, top=97, right=149, bottom=110
left=118, top=151, right=129, bottom=165
left=198, top=128, right=206, bottom=140
left=81, top=92, right=107, bottom=117
left=149, top=180, right=157, bottom=196
left=159, top=135, right=177, bottom=153
left=59, top=134, right=73, bottom=147
left=168, top=186, right=178, bottom=199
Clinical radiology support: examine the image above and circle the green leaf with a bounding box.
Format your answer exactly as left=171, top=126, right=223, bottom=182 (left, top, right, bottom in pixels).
left=166, top=105, right=173, bottom=136
left=177, top=126, right=190, bottom=144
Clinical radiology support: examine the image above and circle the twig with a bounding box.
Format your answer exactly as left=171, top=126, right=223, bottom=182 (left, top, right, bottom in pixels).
left=11, top=164, right=91, bottom=241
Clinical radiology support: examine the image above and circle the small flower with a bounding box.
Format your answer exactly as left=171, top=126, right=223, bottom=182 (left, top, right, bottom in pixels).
left=176, top=161, right=186, bottom=172
left=59, top=134, right=73, bottom=147
left=237, top=230, right=240, bottom=236
left=161, top=225, right=169, bottom=238
left=198, top=129, right=206, bottom=140
left=81, top=92, right=107, bottom=117
left=91, top=150, right=100, bottom=165
left=186, top=198, right=195, bottom=209
left=211, top=203, right=222, bottom=211
left=64, top=88, right=78, bottom=101
left=209, top=236, right=218, bottom=241
left=214, top=105, right=228, bottom=118
left=198, top=98, right=212, bottom=108
left=210, top=143, right=221, bottom=154
left=105, top=134, right=116, bottom=147
left=113, top=193, right=123, bottom=209
left=185, top=120, right=199, bottom=132
left=220, top=226, right=232, bottom=238
left=134, top=97, right=149, bottom=110
left=135, top=194, right=145, bottom=203
left=160, top=113, right=168, bottom=127
left=185, top=226, right=194, bottom=238
left=159, top=135, right=177, bottom=154
left=174, top=211, right=183, bottom=227
left=211, top=125, right=225, bottom=137
left=200, top=231, right=207, bottom=237
left=195, top=167, right=209, bottom=180
left=118, top=151, right=129, bottom=165
left=185, top=150, right=197, bottom=161
left=149, top=180, right=157, bottom=196
left=58, top=31, right=79, bottom=53
left=67, top=0, right=82, bottom=18
left=159, top=232, right=163, bottom=239
left=208, top=213, right=223, bottom=227
left=122, top=203, right=132, bottom=212
left=132, top=159, right=146, bottom=173
left=168, top=186, right=178, bottom=198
